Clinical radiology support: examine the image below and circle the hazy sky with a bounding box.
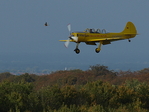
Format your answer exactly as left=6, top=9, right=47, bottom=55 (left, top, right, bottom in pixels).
left=0, top=1, right=149, bottom=71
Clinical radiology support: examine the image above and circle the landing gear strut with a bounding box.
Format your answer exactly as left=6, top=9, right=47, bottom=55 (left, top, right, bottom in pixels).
left=74, top=43, right=80, bottom=54
left=95, top=41, right=102, bottom=53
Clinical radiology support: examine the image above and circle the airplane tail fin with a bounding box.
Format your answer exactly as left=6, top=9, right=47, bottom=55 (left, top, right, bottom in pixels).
left=121, top=22, right=137, bottom=35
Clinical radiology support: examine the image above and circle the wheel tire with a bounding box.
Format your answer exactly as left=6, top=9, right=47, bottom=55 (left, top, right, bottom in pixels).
left=95, top=48, right=100, bottom=53
left=74, top=49, right=80, bottom=54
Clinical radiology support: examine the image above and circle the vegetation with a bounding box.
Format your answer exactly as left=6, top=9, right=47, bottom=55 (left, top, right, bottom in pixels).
left=1, top=65, right=149, bottom=111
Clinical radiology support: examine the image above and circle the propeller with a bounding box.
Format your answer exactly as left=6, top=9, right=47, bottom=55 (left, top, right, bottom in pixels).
left=64, top=24, right=78, bottom=48
left=64, top=24, right=71, bottom=47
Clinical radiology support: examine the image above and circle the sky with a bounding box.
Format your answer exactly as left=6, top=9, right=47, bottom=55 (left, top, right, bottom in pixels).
left=0, top=0, right=149, bottom=72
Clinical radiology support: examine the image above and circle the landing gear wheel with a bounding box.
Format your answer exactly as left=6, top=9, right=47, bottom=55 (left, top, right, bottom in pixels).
left=74, top=48, right=80, bottom=54
left=95, top=48, right=100, bottom=53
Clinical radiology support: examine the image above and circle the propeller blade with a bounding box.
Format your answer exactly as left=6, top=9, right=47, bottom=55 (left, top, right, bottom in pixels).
left=67, top=24, right=71, bottom=32
left=64, top=39, right=70, bottom=48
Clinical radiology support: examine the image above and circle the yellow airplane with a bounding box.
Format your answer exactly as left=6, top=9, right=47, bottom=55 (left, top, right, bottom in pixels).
left=59, top=22, right=137, bottom=54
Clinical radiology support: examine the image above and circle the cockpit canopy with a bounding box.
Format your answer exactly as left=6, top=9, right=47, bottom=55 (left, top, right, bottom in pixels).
left=84, top=28, right=107, bottom=34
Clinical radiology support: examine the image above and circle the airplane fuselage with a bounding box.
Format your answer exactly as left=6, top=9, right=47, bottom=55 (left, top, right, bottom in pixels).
left=71, top=32, right=136, bottom=43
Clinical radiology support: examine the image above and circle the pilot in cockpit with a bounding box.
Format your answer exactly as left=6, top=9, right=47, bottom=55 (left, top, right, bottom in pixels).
left=90, top=29, right=93, bottom=33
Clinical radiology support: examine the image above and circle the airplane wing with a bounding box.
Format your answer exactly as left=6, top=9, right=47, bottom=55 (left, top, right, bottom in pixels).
left=60, top=37, right=124, bottom=43
left=59, top=40, right=75, bottom=42
left=87, top=37, right=124, bottom=42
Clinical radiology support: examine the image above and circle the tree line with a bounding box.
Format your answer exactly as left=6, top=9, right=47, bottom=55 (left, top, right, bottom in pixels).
left=0, top=64, right=149, bottom=112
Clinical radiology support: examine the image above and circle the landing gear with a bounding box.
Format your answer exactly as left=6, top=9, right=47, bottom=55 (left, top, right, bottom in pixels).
left=95, top=48, right=100, bottom=53
left=73, top=42, right=102, bottom=54
left=74, top=48, right=80, bottom=54
left=74, top=43, right=80, bottom=54
left=128, top=39, right=131, bottom=42
left=95, top=41, right=102, bottom=53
